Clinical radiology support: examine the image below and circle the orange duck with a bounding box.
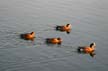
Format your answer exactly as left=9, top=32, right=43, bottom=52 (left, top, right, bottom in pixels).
left=46, top=37, right=62, bottom=45
left=20, top=32, right=35, bottom=41
left=56, top=24, right=72, bottom=34
left=77, top=42, right=96, bottom=57
left=78, top=42, right=96, bottom=53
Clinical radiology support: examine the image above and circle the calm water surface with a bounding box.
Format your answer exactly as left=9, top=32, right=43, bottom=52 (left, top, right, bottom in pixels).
left=0, top=0, right=108, bottom=71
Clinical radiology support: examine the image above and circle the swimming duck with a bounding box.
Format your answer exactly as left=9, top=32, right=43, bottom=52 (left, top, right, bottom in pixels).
left=46, top=37, right=62, bottom=45
left=78, top=42, right=96, bottom=54
left=20, top=32, right=35, bottom=41
left=56, top=24, right=72, bottom=34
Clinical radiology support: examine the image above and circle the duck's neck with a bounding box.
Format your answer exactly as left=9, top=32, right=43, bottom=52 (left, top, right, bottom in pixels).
left=90, top=46, right=95, bottom=50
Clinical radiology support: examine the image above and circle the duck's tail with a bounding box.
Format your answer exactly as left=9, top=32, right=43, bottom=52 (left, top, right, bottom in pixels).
left=20, top=34, right=28, bottom=40
left=20, top=34, right=25, bottom=39
left=77, top=47, right=84, bottom=53
left=45, top=38, right=51, bottom=43
left=56, top=26, right=61, bottom=30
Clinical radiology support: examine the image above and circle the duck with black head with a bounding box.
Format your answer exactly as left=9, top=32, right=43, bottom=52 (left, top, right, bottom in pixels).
left=20, top=32, right=35, bottom=41
left=77, top=42, right=96, bottom=57
left=56, top=24, right=72, bottom=34
left=46, top=37, right=62, bottom=45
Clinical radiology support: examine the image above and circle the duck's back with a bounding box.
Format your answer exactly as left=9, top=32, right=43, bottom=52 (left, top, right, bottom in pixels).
left=51, top=38, right=59, bottom=44
left=84, top=47, right=94, bottom=53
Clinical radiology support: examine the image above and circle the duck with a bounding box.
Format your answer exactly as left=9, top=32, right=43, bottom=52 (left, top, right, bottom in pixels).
left=56, top=24, right=72, bottom=34
left=20, top=32, right=35, bottom=41
left=46, top=37, right=62, bottom=45
left=77, top=42, right=96, bottom=54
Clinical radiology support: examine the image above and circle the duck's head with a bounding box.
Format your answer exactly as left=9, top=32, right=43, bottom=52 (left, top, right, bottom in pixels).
left=66, top=24, right=71, bottom=27
left=57, top=37, right=62, bottom=42
left=90, top=42, right=96, bottom=48
left=57, top=37, right=62, bottom=45
left=30, top=32, right=35, bottom=35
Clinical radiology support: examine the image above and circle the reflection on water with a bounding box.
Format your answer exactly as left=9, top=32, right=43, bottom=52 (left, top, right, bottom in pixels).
left=0, top=0, right=108, bottom=71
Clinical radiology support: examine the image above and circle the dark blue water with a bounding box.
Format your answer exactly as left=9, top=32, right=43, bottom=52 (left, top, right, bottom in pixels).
left=0, top=0, right=108, bottom=71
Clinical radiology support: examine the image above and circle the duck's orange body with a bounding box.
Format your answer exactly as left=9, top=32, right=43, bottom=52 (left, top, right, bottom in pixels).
left=83, top=46, right=95, bottom=53
left=21, top=32, right=35, bottom=41
left=46, top=38, right=62, bottom=44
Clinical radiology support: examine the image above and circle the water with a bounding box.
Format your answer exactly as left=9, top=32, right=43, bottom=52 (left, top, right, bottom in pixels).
left=0, top=0, right=108, bottom=71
